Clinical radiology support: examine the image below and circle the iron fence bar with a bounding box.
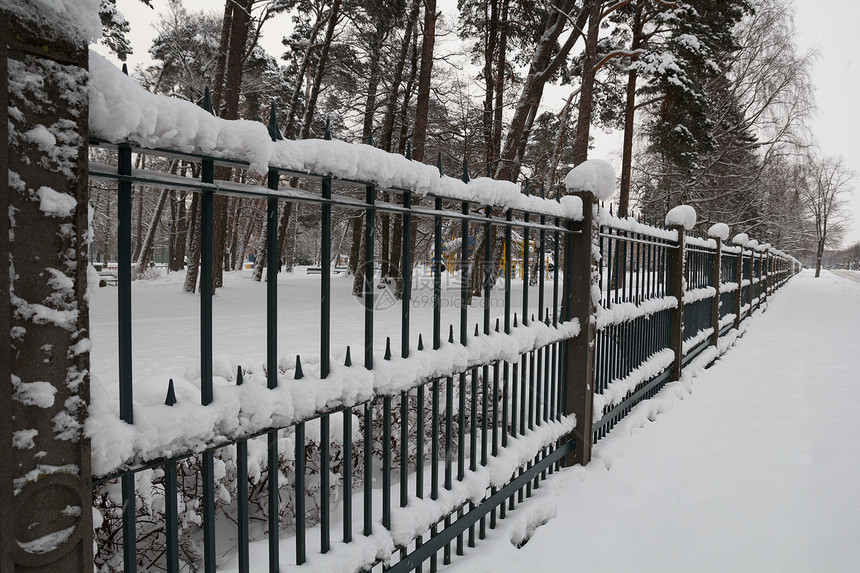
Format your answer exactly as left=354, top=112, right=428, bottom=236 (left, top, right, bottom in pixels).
left=481, top=205, right=492, bottom=529
left=383, top=393, right=392, bottom=530
left=503, top=208, right=514, bottom=513
left=469, top=364, right=478, bottom=547
left=200, top=155, right=217, bottom=573
left=320, top=160, right=332, bottom=553
left=164, top=460, right=179, bottom=573
left=400, top=391, right=409, bottom=506
left=116, top=144, right=137, bottom=573
left=295, top=421, right=307, bottom=564
left=402, top=185, right=413, bottom=509
left=265, top=175, right=279, bottom=572
left=444, top=373, right=453, bottom=564
left=457, top=194, right=469, bottom=556
left=343, top=404, right=353, bottom=544
left=434, top=196, right=442, bottom=350
left=363, top=176, right=375, bottom=537
left=236, top=437, right=249, bottom=573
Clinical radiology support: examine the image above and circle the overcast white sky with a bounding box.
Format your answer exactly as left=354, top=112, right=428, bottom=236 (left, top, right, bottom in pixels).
left=95, top=0, right=860, bottom=247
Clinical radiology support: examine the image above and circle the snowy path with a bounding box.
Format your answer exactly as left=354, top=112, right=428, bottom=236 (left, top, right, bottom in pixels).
left=445, top=269, right=860, bottom=573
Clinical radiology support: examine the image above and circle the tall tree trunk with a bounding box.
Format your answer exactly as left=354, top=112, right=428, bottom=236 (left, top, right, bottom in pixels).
left=352, top=16, right=388, bottom=297
left=618, top=4, right=643, bottom=218
left=134, top=188, right=170, bottom=279
left=300, top=0, right=341, bottom=139
left=171, top=191, right=187, bottom=271
left=348, top=213, right=362, bottom=275
left=392, top=38, right=420, bottom=298
left=211, top=0, right=233, bottom=113
left=381, top=0, right=420, bottom=153
left=381, top=191, right=391, bottom=280
left=182, top=191, right=200, bottom=293
left=495, top=0, right=586, bottom=181
left=283, top=8, right=325, bottom=139
left=183, top=195, right=202, bottom=293
left=412, top=0, right=437, bottom=164
left=492, top=0, right=509, bottom=168
left=211, top=0, right=253, bottom=290
left=482, top=0, right=498, bottom=170
left=254, top=0, right=342, bottom=282
left=571, top=0, right=602, bottom=166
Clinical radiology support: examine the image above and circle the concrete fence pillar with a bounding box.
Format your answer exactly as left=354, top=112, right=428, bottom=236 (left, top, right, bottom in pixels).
left=710, top=237, right=722, bottom=347
left=1, top=8, right=93, bottom=572
left=563, top=191, right=597, bottom=466
left=668, top=224, right=686, bottom=381
left=734, top=249, right=743, bottom=330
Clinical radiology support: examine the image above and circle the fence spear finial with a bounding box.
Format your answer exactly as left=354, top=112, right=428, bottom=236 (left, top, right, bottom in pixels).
left=461, top=158, right=470, bottom=183
left=294, top=355, right=304, bottom=379
left=417, top=333, right=424, bottom=351
left=406, top=140, right=412, bottom=160
left=495, top=317, right=500, bottom=332
left=367, top=131, right=374, bottom=147
left=267, top=105, right=283, bottom=141
left=345, top=346, right=352, bottom=367
left=236, top=366, right=243, bottom=386
left=121, top=63, right=129, bottom=75
left=513, top=313, right=518, bottom=328
left=449, top=324, right=454, bottom=344
left=384, top=337, right=392, bottom=360
left=201, top=86, right=214, bottom=115
left=324, top=118, right=331, bottom=141
left=165, top=379, right=177, bottom=406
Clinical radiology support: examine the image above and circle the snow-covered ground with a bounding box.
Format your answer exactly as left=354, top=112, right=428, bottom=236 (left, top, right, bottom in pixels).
left=442, top=269, right=860, bottom=573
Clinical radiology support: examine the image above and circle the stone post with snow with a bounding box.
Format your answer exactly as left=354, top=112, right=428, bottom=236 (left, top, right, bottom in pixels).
left=561, top=160, right=615, bottom=466
left=665, top=205, right=696, bottom=382
left=1, top=4, right=94, bottom=571
left=708, top=223, right=730, bottom=347
left=732, top=233, right=749, bottom=329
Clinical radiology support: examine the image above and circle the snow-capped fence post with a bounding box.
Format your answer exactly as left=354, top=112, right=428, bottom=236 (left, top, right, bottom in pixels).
left=756, top=249, right=764, bottom=311
left=711, top=237, right=723, bottom=347
left=1, top=7, right=94, bottom=571
left=668, top=223, right=686, bottom=381
left=562, top=190, right=597, bottom=466
left=707, top=223, right=730, bottom=348
left=665, top=205, right=696, bottom=382
left=734, top=244, right=744, bottom=330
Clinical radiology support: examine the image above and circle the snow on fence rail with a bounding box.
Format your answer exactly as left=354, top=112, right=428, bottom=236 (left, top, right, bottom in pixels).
left=82, top=53, right=799, bottom=573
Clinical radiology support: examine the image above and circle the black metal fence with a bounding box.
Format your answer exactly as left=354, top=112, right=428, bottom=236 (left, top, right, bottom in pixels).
left=86, top=119, right=799, bottom=573
left=88, top=121, right=582, bottom=572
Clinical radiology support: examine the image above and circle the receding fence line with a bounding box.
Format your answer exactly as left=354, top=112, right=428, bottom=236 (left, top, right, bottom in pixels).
left=83, top=76, right=799, bottom=573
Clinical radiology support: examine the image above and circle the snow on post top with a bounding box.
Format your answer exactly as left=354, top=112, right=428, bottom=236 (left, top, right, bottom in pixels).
left=665, top=205, right=697, bottom=229
left=757, top=242, right=771, bottom=252
left=707, top=222, right=730, bottom=241
left=746, top=239, right=759, bottom=249
left=5, top=0, right=102, bottom=44
left=563, top=159, right=616, bottom=201
left=732, top=233, right=749, bottom=246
